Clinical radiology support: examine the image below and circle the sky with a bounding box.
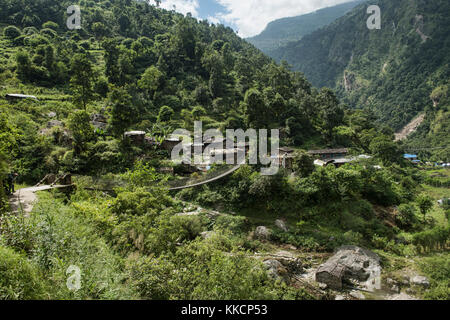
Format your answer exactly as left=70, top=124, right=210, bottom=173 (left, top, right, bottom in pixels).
left=156, top=0, right=355, bottom=38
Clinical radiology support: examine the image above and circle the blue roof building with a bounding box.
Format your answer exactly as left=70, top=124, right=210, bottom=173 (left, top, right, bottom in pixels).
left=404, top=154, right=418, bottom=160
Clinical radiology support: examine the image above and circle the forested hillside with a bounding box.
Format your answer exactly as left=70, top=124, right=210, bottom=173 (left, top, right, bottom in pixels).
left=247, top=0, right=364, bottom=55
left=271, top=0, right=450, bottom=141
left=0, top=0, right=383, bottom=184
left=0, top=0, right=448, bottom=301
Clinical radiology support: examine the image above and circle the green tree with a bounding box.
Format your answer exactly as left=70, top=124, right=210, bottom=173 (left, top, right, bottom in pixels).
left=157, top=106, right=174, bottom=123
left=369, top=136, right=402, bottom=165
left=244, top=88, right=268, bottom=128
left=4, top=25, right=21, bottom=39
left=109, top=86, right=135, bottom=137
left=67, top=110, right=95, bottom=154
left=70, top=54, right=95, bottom=109
left=292, top=150, right=315, bottom=177
left=138, top=66, right=163, bottom=98
left=417, top=194, right=434, bottom=220
left=317, top=88, right=344, bottom=139
left=102, top=38, right=121, bottom=84
left=15, top=50, right=33, bottom=81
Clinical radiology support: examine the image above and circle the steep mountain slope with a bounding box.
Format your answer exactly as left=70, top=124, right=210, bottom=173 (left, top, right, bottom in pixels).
left=404, top=83, right=450, bottom=161
left=246, top=0, right=364, bottom=55
left=0, top=0, right=365, bottom=182
left=271, top=0, right=450, bottom=133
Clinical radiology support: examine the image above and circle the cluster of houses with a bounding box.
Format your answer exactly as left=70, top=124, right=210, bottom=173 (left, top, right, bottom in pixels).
left=273, top=147, right=373, bottom=169
left=124, top=130, right=374, bottom=171
left=403, top=154, right=450, bottom=167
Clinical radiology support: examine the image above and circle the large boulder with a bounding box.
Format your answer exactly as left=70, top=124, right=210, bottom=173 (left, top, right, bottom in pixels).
left=263, top=259, right=288, bottom=282
left=315, top=246, right=381, bottom=290
left=254, top=226, right=272, bottom=240
left=411, top=275, right=430, bottom=289
left=270, top=251, right=303, bottom=274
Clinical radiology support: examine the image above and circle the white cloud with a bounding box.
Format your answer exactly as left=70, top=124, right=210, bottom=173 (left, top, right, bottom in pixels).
left=207, top=16, right=221, bottom=25
left=215, top=0, right=355, bottom=38
left=159, top=0, right=200, bottom=17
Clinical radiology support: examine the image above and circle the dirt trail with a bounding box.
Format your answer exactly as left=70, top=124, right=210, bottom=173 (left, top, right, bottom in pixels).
left=395, top=114, right=425, bottom=141
left=9, top=185, right=71, bottom=216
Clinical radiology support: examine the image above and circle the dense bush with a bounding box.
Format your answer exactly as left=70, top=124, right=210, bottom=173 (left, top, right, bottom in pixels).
left=127, top=234, right=312, bottom=300
left=419, top=254, right=450, bottom=300
left=396, top=204, right=418, bottom=230
left=4, top=25, right=21, bottom=39
left=0, top=245, right=46, bottom=299
left=412, top=226, right=449, bottom=253
left=214, top=214, right=249, bottom=234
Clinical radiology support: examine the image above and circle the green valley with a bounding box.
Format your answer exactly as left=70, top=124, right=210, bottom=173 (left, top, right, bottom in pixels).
left=0, top=0, right=448, bottom=302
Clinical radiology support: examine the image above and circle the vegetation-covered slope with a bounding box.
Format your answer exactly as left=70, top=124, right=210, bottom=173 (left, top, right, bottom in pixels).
left=271, top=0, right=450, bottom=136
left=0, top=0, right=448, bottom=301
left=246, top=0, right=364, bottom=56
left=0, top=0, right=387, bottom=183
left=404, top=83, right=450, bottom=161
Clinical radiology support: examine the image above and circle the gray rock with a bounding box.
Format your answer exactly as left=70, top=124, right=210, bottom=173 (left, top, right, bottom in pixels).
left=263, top=259, right=287, bottom=281
left=401, top=280, right=410, bottom=286
left=254, top=226, right=272, bottom=240
left=271, top=251, right=303, bottom=273
left=275, top=219, right=288, bottom=232
left=319, top=283, right=328, bottom=290
left=391, top=285, right=400, bottom=294
left=389, top=292, right=419, bottom=300
left=406, top=288, right=416, bottom=295
left=335, top=295, right=346, bottom=301
left=91, top=113, right=108, bottom=123
left=47, top=120, right=63, bottom=128
left=386, top=278, right=397, bottom=286
left=47, top=111, right=57, bottom=118
left=315, top=246, right=381, bottom=290
left=349, top=290, right=365, bottom=300
left=411, top=275, right=430, bottom=288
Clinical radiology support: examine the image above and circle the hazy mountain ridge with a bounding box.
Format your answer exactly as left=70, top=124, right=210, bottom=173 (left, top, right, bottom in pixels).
left=246, top=0, right=365, bottom=55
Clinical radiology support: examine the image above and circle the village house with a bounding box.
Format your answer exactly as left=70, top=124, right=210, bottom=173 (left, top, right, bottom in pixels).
left=5, top=93, right=38, bottom=101
left=272, top=147, right=296, bottom=170
left=308, top=148, right=349, bottom=160
left=314, top=154, right=372, bottom=168
left=124, top=131, right=146, bottom=144
left=404, top=154, right=419, bottom=161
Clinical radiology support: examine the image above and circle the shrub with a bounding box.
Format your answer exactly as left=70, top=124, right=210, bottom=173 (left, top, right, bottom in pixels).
left=396, top=204, right=418, bottom=230
left=412, top=226, right=449, bottom=253
left=0, top=245, right=46, bottom=299
left=214, top=215, right=248, bottom=234
left=127, top=236, right=312, bottom=300
left=292, top=150, right=314, bottom=177
left=418, top=255, right=450, bottom=300
left=42, top=21, right=59, bottom=31
left=40, top=28, right=57, bottom=38
left=79, top=40, right=91, bottom=50
left=4, top=26, right=21, bottom=39
left=12, top=35, right=26, bottom=46
left=23, top=27, right=38, bottom=35
left=94, top=76, right=109, bottom=97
